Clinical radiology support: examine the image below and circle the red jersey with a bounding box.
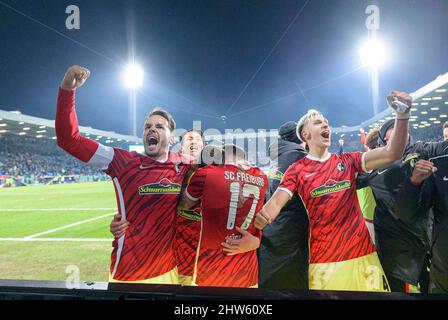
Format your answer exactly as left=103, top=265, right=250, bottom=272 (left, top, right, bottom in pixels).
left=56, top=88, right=191, bottom=281
left=186, top=164, right=268, bottom=287
left=278, top=152, right=375, bottom=264
left=105, top=149, right=190, bottom=281
left=175, top=205, right=202, bottom=277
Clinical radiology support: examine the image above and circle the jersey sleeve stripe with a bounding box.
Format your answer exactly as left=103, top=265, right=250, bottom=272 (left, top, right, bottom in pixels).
left=277, top=187, right=293, bottom=198
left=185, top=189, right=200, bottom=202
left=111, top=177, right=126, bottom=278
left=361, top=152, right=371, bottom=173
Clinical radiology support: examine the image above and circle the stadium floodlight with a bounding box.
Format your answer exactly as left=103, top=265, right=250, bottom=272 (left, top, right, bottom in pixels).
left=123, top=64, right=144, bottom=88
left=358, top=38, right=387, bottom=68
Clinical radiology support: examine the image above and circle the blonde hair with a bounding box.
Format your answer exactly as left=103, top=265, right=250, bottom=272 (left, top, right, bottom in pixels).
left=296, top=109, right=324, bottom=142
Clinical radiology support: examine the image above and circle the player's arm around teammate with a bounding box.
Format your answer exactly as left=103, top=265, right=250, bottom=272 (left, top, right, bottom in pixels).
left=178, top=170, right=261, bottom=256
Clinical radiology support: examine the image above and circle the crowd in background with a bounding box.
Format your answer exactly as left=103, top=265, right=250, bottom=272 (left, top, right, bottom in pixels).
left=0, top=123, right=445, bottom=187
left=0, top=135, right=107, bottom=186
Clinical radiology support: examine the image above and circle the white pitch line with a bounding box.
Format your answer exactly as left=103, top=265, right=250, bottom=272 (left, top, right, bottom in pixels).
left=0, top=238, right=112, bottom=242
left=24, top=212, right=116, bottom=239
left=0, top=208, right=117, bottom=212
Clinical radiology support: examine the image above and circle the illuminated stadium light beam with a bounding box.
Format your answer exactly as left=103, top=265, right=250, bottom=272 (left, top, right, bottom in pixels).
left=123, top=63, right=144, bottom=137
left=123, top=64, right=144, bottom=88
left=358, top=39, right=387, bottom=68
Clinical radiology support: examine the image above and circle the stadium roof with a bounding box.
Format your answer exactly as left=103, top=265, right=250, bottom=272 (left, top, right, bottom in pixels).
left=2, top=71, right=447, bottom=144
left=0, top=108, right=280, bottom=147
left=0, top=109, right=141, bottom=146
left=333, top=71, right=448, bottom=135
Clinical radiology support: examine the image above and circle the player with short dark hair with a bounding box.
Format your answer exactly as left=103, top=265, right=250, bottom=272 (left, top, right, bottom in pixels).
left=175, top=129, right=204, bottom=285
left=255, top=91, right=412, bottom=291
left=56, top=65, right=190, bottom=284
left=178, top=144, right=268, bottom=287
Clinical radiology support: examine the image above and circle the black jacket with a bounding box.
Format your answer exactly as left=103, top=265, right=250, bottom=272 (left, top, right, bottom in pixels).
left=395, top=151, right=448, bottom=293
left=357, top=140, right=448, bottom=285
left=258, top=139, right=309, bottom=289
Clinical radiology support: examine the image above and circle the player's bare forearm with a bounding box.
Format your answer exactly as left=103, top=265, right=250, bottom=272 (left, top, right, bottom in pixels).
left=364, top=91, right=411, bottom=171
left=254, top=189, right=290, bottom=229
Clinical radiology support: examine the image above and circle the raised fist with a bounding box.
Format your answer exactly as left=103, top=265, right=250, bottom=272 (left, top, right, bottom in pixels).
left=386, top=90, right=412, bottom=118
left=60, top=65, right=90, bottom=90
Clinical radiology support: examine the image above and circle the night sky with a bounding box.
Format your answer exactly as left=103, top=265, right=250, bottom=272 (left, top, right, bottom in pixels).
left=1, top=0, right=448, bottom=136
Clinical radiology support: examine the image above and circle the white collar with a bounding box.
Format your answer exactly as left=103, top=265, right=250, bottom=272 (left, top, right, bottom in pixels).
left=306, top=153, right=332, bottom=163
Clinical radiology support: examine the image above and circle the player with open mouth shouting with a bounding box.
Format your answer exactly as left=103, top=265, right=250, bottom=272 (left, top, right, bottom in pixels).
left=254, top=91, right=413, bottom=292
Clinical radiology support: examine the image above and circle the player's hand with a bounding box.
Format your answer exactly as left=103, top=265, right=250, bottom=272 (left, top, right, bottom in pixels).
left=386, top=90, right=412, bottom=118
left=338, top=139, right=344, bottom=146
left=221, top=227, right=260, bottom=256
left=254, top=208, right=272, bottom=230
left=359, top=128, right=365, bottom=134
left=109, top=213, right=130, bottom=239
left=409, top=160, right=437, bottom=186
left=61, top=65, right=90, bottom=90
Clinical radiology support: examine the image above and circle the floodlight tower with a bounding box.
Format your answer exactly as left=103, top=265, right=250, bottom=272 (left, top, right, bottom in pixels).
left=361, top=5, right=385, bottom=116
left=123, top=64, right=144, bottom=136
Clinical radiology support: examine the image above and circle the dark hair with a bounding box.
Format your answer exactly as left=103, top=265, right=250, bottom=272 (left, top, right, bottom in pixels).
left=146, top=108, right=176, bottom=131
left=179, top=129, right=204, bottom=143
left=444, top=121, right=448, bottom=129
left=224, top=144, right=246, bottom=161
left=377, top=119, right=395, bottom=146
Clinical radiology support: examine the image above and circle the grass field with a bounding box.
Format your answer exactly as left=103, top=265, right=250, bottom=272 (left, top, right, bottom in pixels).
left=0, top=182, right=117, bottom=282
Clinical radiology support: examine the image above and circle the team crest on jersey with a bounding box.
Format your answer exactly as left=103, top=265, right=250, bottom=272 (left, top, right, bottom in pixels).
left=310, top=179, right=351, bottom=198
left=138, top=178, right=181, bottom=195
left=337, top=162, right=345, bottom=172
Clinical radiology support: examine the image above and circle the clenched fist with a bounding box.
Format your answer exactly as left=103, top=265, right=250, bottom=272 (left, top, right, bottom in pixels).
left=60, top=65, right=90, bottom=90
left=254, top=208, right=272, bottom=230
left=386, top=90, right=412, bottom=119
left=410, top=160, right=437, bottom=186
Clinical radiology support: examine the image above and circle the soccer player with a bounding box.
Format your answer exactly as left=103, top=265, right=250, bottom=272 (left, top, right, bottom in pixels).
left=357, top=119, right=448, bottom=293
left=56, top=65, right=190, bottom=284
left=395, top=158, right=448, bottom=293
left=178, top=145, right=268, bottom=287
left=254, top=91, right=412, bottom=292
left=258, top=121, right=309, bottom=290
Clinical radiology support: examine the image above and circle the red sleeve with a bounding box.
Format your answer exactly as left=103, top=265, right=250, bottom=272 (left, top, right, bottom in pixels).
left=185, top=167, right=208, bottom=201
left=55, top=87, right=99, bottom=163
left=360, top=131, right=366, bottom=145
left=277, top=164, right=299, bottom=197
left=343, top=152, right=367, bottom=174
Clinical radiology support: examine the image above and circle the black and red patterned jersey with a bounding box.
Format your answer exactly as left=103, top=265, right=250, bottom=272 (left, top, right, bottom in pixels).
left=56, top=87, right=191, bottom=281
left=105, top=149, right=190, bottom=281
left=175, top=204, right=202, bottom=277
left=278, top=152, right=375, bottom=264
left=186, top=164, right=268, bottom=287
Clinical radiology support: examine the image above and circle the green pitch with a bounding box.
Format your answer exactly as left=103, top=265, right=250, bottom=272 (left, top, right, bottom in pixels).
left=0, top=182, right=117, bottom=282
